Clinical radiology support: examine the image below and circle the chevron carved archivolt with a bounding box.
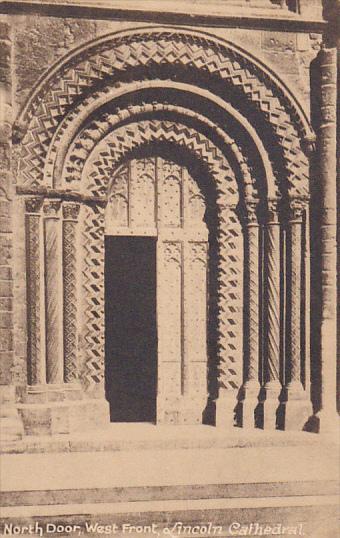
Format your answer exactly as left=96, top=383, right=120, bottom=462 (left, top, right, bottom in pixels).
left=79, top=121, right=244, bottom=390
left=17, top=30, right=309, bottom=197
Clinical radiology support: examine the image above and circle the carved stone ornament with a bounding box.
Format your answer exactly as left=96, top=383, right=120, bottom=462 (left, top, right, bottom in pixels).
left=63, top=202, right=80, bottom=221
left=43, top=200, right=61, bottom=217
left=25, top=196, right=44, bottom=213
left=245, top=200, right=259, bottom=225
left=267, top=199, right=280, bottom=223
left=289, top=198, right=306, bottom=222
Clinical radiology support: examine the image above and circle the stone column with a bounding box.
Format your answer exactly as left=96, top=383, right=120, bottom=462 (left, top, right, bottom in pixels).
left=285, top=198, right=312, bottom=429
left=215, top=204, right=242, bottom=428
left=316, top=44, right=338, bottom=432
left=0, top=17, right=24, bottom=442
left=62, top=202, right=80, bottom=384
left=241, top=200, right=261, bottom=428
left=25, top=197, right=45, bottom=385
left=263, top=199, right=282, bottom=429
left=43, top=200, right=63, bottom=385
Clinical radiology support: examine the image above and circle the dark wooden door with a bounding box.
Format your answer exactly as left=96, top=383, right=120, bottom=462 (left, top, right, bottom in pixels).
left=105, top=236, right=157, bottom=422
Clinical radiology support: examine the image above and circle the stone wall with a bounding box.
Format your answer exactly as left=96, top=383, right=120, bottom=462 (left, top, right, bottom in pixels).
left=0, top=0, right=338, bottom=440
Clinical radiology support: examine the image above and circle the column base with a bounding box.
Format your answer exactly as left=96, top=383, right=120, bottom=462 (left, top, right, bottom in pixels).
left=284, top=386, right=313, bottom=431
left=313, top=409, right=340, bottom=435
left=215, top=390, right=238, bottom=429
left=240, top=382, right=261, bottom=428
left=0, top=385, right=24, bottom=444
left=17, top=398, right=110, bottom=436
left=262, top=382, right=282, bottom=430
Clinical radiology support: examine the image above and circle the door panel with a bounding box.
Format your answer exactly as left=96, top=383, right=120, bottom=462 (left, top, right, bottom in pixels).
left=105, top=236, right=157, bottom=422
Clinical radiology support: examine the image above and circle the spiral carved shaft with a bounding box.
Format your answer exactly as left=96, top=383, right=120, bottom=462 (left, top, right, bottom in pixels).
left=289, top=205, right=303, bottom=384
left=265, top=210, right=281, bottom=385
left=246, top=221, right=260, bottom=383
left=63, top=203, right=80, bottom=383
left=44, top=200, right=63, bottom=384
left=25, top=198, right=44, bottom=385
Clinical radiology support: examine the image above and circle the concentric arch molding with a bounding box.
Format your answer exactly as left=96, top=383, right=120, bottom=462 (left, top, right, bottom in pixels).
left=15, top=27, right=313, bottom=194
left=62, top=104, right=258, bottom=201
left=81, top=119, right=240, bottom=206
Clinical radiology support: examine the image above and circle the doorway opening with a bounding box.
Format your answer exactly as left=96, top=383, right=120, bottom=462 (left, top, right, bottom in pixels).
left=104, top=236, right=157, bottom=422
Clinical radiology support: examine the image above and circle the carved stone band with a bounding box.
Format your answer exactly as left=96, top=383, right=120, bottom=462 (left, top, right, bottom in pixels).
left=63, top=202, right=80, bottom=221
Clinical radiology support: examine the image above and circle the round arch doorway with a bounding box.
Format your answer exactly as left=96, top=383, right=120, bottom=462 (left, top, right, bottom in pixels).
left=104, top=154, right=212, bottom=425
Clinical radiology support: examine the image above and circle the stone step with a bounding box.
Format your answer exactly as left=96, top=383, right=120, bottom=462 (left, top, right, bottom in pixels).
left=0, top=494, right=338, bottom=537
left=1, top=424, right=338, bottom=454
left=2, top=480, right=338, bottom=507
left=1, top=441, right=339, bottom=537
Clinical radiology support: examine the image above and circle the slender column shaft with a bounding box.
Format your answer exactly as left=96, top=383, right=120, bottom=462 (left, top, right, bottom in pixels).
left=265, top=200, right=281, bottom=389
left=288, top=199, right=304, bottom=390
left=284, top=198, right=313, bottom=430
left=263, top=199, right=281, bottom=429
left=25, top=197, right=45, bottom=385
left=242, top=201, right=261, bottom=428
left=317, top=45, right=338, bottom=431
left=62, top=202, right=80, bottom=383
left=245, top=201, right=260, bottom=387
left=43, top=200, right=63, bottom=384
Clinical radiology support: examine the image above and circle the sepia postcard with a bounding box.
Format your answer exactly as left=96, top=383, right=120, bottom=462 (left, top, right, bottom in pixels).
left=0, top=1, right=339, bottom=537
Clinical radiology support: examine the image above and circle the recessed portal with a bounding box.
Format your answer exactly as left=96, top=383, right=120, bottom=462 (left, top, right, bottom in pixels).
left=105, top=236, right=157, bottom=422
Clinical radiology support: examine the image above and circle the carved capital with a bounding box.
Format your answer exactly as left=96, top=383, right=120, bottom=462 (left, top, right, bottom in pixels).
left=302, top=134, right=316, bottom=156
left=25, top=196, right=44, bottom=214
left=267, top=199, right=280, bottom=224
left=289, top=198, right=306, bottom=223
left=63, top=202, right=80, bottom=221
left=43, top=199, right=61, bottom=217
left=12, top=121, right=27, bottom=144
left=245, top=200, right=258, bottom=225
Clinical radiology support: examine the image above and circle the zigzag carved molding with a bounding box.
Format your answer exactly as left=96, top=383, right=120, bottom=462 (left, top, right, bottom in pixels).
left=16, top=30, right=310, bottom=196
left=81, top=121, right=243, bottom=389
left=62, top=104, right=257, bottom=199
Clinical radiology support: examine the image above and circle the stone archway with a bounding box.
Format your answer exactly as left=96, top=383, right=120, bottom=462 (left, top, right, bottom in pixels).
left=104, top=155, right=211, bottom=424
left=15, top=27, right=316, bottom=434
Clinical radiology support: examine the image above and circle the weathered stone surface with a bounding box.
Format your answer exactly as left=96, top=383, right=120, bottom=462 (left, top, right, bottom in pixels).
left=0, top=2, right=337, bottom=441
left=13, top=16, right=97, bottom=107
